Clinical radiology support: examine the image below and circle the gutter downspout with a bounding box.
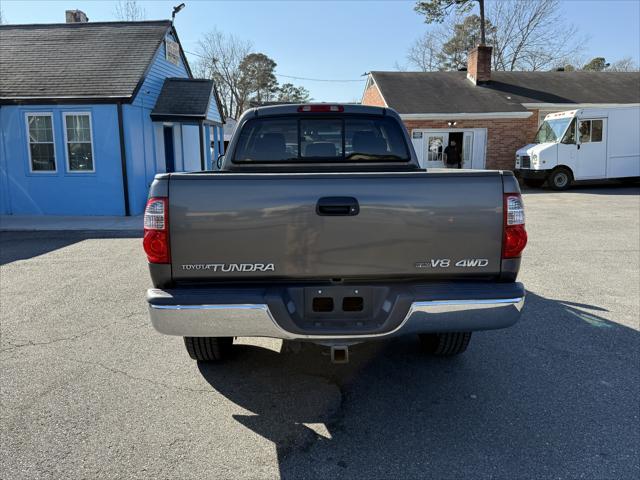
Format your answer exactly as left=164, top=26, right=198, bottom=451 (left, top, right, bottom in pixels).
left=117, top=102, right=131, bottom=216
left=199, top=120, right=205, bottom=170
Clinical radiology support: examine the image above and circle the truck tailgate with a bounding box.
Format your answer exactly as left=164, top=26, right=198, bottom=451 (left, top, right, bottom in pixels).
left=168, top=172, right=504, bottom=281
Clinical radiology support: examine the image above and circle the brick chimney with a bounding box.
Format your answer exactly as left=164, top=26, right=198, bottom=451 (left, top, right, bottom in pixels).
left=467, top=45, right=492, bottom=85
left=65, top=10, right=89, bottom=23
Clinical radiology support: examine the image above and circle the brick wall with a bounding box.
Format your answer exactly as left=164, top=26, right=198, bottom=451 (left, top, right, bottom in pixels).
left=360, top=80, right=539, bottom=170
left=403, top=113, right=539, bottom=170
left=361, top=83, right=386, bottom=107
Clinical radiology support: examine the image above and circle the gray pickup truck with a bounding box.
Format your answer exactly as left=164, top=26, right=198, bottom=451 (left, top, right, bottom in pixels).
left=144, top=104, right=527, bottom=363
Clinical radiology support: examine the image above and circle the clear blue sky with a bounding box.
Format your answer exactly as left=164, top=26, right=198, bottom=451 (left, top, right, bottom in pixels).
left=2, top=0, right=639, bottom=101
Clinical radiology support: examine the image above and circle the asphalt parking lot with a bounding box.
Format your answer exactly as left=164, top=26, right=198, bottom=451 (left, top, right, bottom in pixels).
left=1, top=184, right=639, bottom=479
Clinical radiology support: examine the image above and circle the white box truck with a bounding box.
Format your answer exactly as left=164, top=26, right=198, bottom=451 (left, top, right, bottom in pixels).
left=515, top=106, right=640, bottom=190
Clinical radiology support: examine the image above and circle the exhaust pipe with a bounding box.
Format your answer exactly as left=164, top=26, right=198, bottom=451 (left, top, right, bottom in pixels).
left=330, top=345, right=349, bottom=364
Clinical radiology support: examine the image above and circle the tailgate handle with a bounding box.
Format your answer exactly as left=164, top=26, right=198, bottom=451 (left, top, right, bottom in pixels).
left=316, top=197, right=359, bottom=216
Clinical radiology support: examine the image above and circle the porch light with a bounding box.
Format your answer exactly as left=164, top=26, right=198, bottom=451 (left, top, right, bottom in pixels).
left=447, top=121, right=457, bottom=127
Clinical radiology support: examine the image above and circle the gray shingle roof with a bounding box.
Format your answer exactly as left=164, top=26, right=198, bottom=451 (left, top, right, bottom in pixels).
left=371, top=71, right=640, bottom=114
left=151, top=78, right=214, bottom=118
left=0, top=20, right=172, bottom=100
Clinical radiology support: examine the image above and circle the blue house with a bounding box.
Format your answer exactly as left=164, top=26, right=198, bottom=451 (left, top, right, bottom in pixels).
left=0, top=16, right=224, bottom=216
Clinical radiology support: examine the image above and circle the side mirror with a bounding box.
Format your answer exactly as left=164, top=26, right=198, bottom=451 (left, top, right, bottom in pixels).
left=216, top=154, right=224, bottom=170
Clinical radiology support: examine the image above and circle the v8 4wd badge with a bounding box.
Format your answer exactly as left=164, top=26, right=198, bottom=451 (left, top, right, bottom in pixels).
left=415, top=258, right=489, bottom=269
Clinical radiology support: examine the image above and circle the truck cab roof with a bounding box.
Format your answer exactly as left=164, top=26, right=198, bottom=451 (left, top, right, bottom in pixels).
left=240, top=103, right=391, bottom=118
left=220, top=104, right=420, bottom=173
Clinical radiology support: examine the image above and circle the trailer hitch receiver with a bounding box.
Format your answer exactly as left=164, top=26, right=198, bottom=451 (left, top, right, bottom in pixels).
left=330, top=345, right=349, bottom=364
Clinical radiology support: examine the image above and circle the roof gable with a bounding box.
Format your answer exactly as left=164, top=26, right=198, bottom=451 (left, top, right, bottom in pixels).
left=151, top=78, right=221, bottom=123
left=0, top=20, right=175, bottom=101
left=130, top=30, right=190, bottom=108
left=370, top=71, right=640, bottom=114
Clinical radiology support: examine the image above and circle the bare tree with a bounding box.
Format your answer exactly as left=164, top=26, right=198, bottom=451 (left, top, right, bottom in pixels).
left=114, top=0, right=146, bottom=21
left=405, top=14, right=494, bottom=71
left=553, top=55, right=638, bottom=72
left=406, top=0, right=586, bottom=72
left=608, top=57, right=639, bottom=72
left=407, top=31, right=444, bottom=71
left=552, top=52, right=588, bottom=72
left=439, top=14, right=496, bottom=70
left=486, top=0, right=585, bottom=71
left=0, top=7, right=5, bottom=24
left=415, top=0, right=487, bottom=45
left=393, top=60, right=409, bottom=71
left=193, top=29, right=253, bottom=118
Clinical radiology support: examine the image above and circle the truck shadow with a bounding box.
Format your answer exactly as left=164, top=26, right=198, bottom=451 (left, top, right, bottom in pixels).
left=521, top=181, right=640, bottom=195
left=197, top=291, right=639, bottom=479
left=0, top=231, right=141, bottom=266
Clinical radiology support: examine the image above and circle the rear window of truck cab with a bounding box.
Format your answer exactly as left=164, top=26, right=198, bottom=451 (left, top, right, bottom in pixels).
left=233, top=116, right=410, bottom=163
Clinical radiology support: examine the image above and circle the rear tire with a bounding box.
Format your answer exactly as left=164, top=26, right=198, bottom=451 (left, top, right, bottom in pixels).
left=419, top=332, right=472, bottom=356
left=523, top=178, right=545, bottom=188
left=548, top=168, right=572, bottom=190
left=184, top=337, right=233, bottom=361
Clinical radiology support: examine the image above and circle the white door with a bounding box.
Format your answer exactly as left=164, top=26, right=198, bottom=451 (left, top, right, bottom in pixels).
left=462, top=132, right=473, bottom=168
left=471, top=129, right=487, bottom=169
left=425, top=133, right=448, bottom=168
left=577, top=118, right=607, bottom=179
left=411, top=131, right=425, bottom=167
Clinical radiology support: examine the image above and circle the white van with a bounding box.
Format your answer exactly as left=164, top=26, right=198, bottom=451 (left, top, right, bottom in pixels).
left=515, top=106, right=640, bottom=190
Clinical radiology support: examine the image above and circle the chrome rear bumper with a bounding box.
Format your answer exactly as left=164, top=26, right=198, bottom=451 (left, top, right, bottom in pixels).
left=148, top=292, right=525, bottom=340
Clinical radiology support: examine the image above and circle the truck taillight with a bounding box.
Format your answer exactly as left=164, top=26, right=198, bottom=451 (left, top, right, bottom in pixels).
left=502, top=194, right=527, bottom=259
left=143, top=197, right=170, bottom=264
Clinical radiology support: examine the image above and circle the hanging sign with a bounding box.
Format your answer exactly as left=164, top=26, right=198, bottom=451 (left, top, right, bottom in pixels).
left=166, top=38, right=180, bottom=66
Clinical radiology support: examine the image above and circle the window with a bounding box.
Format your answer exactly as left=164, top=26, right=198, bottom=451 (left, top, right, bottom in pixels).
left=561, top=119, right=576, bottom=144
left=345, top=118, right=407, bottom=160
left=301, top=119, right=342, bottom=159
left=26, top=113, right=56, bottom=172
left=64, top=113, right=94, bottom=172
left=233, top=115, right=409, bottom=163
left=427, top=136, right=445, bottom=162
left=577, top=119, right=604, bottom=143
left=578, top=120, right=591, bottom=143
left=533, top=117, right=572, bottom=143
left=234, top=118, right=298, bottom=162
left=591, top=120, right=603, bottom=142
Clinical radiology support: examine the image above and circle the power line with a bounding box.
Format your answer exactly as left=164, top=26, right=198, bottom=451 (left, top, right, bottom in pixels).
left=183, top=49, right=367, bottom=83
left=273, top=73, right=365, bottom=83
